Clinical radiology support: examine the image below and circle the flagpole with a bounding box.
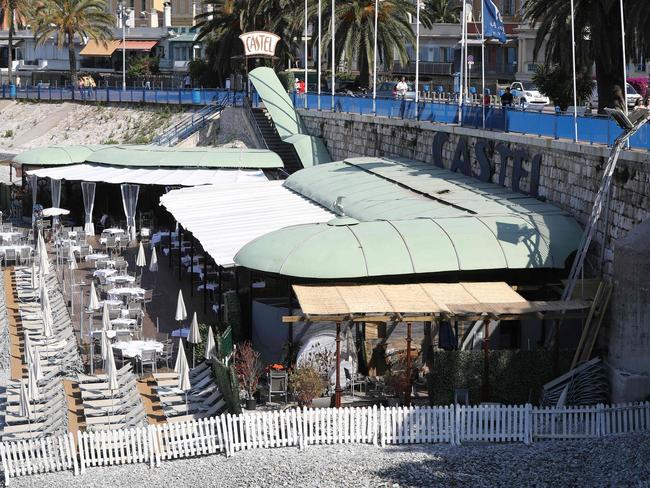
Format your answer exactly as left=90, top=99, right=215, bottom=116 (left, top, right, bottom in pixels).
left=464, top=8, right=469, bottom=103
left=414, top=0, right=420, bottom=118
left=372, top=0, right=378, bottom=114
left=304, top=0, right=308, bottom=108
left=458, top=0, right=466, bottom=124
left=569, top=0, right=578, bottom=142
left=619, top=0, right=627, bottom=117
left=331, top=0, right=335, bottom=111
left=480, top=0, right=485, bottom=130
left=318, top=0, right=322, bottom=110
left=619, top=0, right=629, bottom=150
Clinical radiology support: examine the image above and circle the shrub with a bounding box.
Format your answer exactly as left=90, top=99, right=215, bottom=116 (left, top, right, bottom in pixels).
left=532, top=64, right=593, bottom=110
left=212, top=361, right=241, bottom=414
left=277, top=70, right=296, bottom=92
left=627, top=77, right=648, bottom=98
left=3, top=129, right=13, bottom=138
left=234, top=341, right=263, bottom=400
left=290, top=367, right=325, bottom=406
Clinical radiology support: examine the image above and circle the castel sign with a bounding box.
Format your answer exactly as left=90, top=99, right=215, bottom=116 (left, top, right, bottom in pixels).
left=239, top=31, right=280, bottom=57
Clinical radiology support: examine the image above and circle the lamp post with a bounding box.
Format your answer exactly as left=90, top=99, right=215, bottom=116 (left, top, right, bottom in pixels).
left=117, top=2, right=131, bottom=91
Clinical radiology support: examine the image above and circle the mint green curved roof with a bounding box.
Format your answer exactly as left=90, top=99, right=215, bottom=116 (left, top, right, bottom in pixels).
left=13, top=145, right=103, bottom=166
left=234, top=157, right=583, bottom=279
left=13, top=145, right=283, bottom=169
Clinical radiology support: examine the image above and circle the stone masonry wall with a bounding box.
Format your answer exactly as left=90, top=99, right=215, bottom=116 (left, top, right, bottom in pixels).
left=299, top=110, right=650, bottom=277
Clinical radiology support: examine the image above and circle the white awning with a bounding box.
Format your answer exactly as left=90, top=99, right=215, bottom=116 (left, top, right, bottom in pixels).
left=159, top=181, right=334, bottom=267
left=26, top=163, right=267, bottom=186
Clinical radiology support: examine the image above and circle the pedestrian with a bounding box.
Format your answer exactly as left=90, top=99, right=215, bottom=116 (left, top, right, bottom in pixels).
left=500, top=86, right=513, bottom=107
left=396, top=77, right=408, bottom=99
left=183, top=73, right=191, bottom=90
left=78, top=77, right=85, bottom=100
left=294, top=78, right=300, bottom=93
left=298, top=79, right=305, bottom=94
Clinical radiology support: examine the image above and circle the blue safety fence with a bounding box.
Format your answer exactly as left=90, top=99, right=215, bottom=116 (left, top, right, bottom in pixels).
left=291, top=92, right=650, bottom=151
left=0, top=83, right=247, bottom=106
left=3, top=82, right=649, bottom=151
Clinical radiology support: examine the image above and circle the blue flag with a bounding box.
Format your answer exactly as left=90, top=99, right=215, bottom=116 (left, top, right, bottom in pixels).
left=483, top=0, right=507, bottom=43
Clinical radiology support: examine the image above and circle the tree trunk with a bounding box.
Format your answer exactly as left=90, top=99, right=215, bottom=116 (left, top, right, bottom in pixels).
left=358, top=47, right=369, bottom=88
left=595, top=56, right=626, bottom=114
left=68, top=32, right=78, bottom=87
left=7, top=7, right=14, bottom=85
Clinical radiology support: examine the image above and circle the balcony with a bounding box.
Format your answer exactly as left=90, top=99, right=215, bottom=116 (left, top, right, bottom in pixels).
left=393, top=61, right=453, bottom=76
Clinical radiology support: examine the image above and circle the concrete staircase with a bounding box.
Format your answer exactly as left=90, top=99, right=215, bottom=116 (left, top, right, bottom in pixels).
left=250, top=107, right=303, bottom=174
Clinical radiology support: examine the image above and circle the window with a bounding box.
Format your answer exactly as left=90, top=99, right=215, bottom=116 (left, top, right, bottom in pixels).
left=500, top=0, right=515, bottom=16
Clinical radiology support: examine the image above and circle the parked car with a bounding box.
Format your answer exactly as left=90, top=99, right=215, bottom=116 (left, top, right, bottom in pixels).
left=509, top=81, right=550, bottom=109
left=335, top=80, right=368, bottom=96
left=589, top=82, right=642, bottom=110
left=375, top=81, right=416, bottom=100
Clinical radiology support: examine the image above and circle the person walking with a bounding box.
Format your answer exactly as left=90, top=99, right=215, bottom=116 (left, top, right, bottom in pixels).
left=183, top=73, right=191, bottom=89
left=396, top=77, right=409, bottom=99
left=500, top=86, right=513, bottom=107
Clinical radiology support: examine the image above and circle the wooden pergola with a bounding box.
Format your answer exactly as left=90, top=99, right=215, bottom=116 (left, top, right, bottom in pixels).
left=282, top=282, right=590, bottom=407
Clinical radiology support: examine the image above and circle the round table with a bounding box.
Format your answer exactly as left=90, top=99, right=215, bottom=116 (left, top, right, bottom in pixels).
left=113, top=340, right=164, bottom=360
left=106, top=274, right=136, bottom=285
left=107, top=287, right=145, bottom=300
left=103, top=228, right=125, bottom=236
left=98, top=299, right=123, bottom=308
left=85, top=253, right=109, bottom=262
left=93, top=268, right=117, bottom=278
left=110, top=317, right=137, bottom=329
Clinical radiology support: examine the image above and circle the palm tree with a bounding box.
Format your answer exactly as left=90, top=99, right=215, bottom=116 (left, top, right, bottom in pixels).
left=320, top=0, right=420, bottom=87
left=30, top=0, right=114, bottom=86
left=1, top=0, right=27, bottom=85
left=524, top=0, right=650, bottom=112
left=425, top=0, right=461, bottom=23
left=196, top=0, right=300, bottom=85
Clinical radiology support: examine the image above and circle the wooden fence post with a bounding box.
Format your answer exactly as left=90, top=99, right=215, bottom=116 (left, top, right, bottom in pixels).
left=76, top=431, right=86, bottom=475
left=68, top=432, right=79, bottom=475
left=524, top=403, right=532, bottom=445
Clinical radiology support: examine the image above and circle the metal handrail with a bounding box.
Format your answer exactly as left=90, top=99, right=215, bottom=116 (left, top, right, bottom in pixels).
left=153, top=95, right=229, bottom=146
left=243, top=97, right=270, bottom=150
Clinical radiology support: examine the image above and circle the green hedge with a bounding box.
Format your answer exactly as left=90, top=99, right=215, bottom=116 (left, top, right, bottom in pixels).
left=212, top=360, right=241, bottom=414
left=426, top=349, right=574, bottom=406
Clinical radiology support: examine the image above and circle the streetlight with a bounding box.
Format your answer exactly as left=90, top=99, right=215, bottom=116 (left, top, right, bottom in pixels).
left=117, top=2, right=132, bottom=91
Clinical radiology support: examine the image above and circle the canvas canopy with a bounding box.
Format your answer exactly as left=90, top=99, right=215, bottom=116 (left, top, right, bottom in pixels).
left=26, top=164, right=266, bottom=186
left=288, top=282, right=590, bottom=321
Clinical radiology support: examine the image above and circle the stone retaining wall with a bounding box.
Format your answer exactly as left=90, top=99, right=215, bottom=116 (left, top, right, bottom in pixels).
left=299, top=109, right=650, bottom=277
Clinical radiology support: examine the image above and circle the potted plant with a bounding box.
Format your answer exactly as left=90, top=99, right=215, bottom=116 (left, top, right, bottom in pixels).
left=289, top=367, right=325, bottom=407
left=234, top=341, right=263, bottom=410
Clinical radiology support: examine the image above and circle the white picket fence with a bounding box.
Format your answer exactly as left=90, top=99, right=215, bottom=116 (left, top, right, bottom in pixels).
left=2, top=402, right=649, bottom=484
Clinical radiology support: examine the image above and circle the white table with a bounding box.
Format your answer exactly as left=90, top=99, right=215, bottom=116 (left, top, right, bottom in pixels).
left=103, top=228, right=125, bottom=236
left=106, top=274, right=136, bottom=285
left=111, top=318, right=137, bottom=328
left=171, top=328, right=189, bottom=338
left=85, top=253, right=109, bottom=262
left=151, top=231, right=178, bottom=247
left=98, top=299, right=123, bottom=308
left=197, top=282, right=218, bottom=292
left=93, top=268, right=117, bottom=278
left=90, top=329, right=130, bottom=339
left=107, top=287, right=145, bottom=300
left=113, top=340, right=164, bottom=360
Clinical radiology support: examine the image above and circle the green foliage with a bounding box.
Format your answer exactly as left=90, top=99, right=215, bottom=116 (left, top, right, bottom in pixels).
left=2, top=130, right=14, bottom=138
left=30, top=0, right=115, bottom=84
left=426, top=349, right=574, bottom=406
left=289, top=367, right=325, bottom=406
left=425, top=0, right=461, bottom=23
left=211, top=360, right=242, bottom=414
left=277, top=70, right=296, bottom=92
left=126, top=56, right=160, bottom=78
left=532, top=64, right=593, bottom=111
left=101, top=138, right=119, bottom=144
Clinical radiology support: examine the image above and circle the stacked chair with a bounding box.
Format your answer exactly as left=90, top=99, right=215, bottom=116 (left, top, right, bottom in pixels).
left=153, top=361, right=227, bottom=423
